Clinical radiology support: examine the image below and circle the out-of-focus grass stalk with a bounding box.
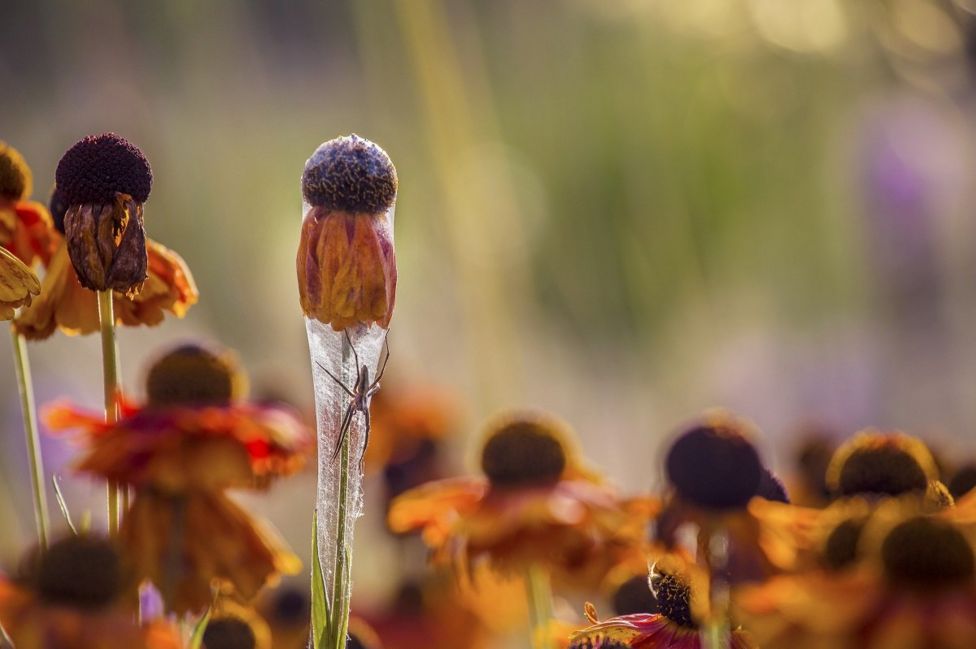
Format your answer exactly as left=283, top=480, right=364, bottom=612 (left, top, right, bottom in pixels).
left=10, top=328, right=50, bottom=548
left=389, top=0, right=527, bottom=407
left=526, top=564, right=554, bottom=649
left=97, top=290, right=121, bottom=536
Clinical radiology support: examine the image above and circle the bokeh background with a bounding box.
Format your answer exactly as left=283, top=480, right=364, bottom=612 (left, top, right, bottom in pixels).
left=3, top=0, right=976, bottom=640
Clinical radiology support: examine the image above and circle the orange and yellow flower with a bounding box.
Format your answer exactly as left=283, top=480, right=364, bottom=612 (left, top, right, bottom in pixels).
left=297, top=134, right=397, bottom=331
left=388, top=411, right=656, bottom=590
left=15, top=233, right=197, bottom=340
left=569, top=554, right=756, bottom=649
left=0, top=535, right=183, bottom=649
left=0, top=245, right=41, bottom=320
left=736, top=506, right=976, bottom=649
left=45, top=344, right=310, bottom=614
left=0, top=140, right=57, bottom=268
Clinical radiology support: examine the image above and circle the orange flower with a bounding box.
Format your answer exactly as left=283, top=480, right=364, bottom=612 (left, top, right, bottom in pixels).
left=45, top=344, right=310, bottom=614
left=0, top=245, right=41, bottom=320
left=736, top=514, right=976, bottom=649
left=0, top=140, right=57, bottom=267
left=297, top=134, right=397, bottom=331
left=388, top=411, right=656, bottom=589
left=0, top=535, right=183, bottom=649
left=569, top=555, right=756, bottom=649
left=15, top=235, right=197, bottom=340
left=365, top=382, right=460, bottom=473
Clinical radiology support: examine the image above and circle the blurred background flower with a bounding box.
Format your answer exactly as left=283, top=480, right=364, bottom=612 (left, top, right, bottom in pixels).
left=5, top=1, right=976, bottom=646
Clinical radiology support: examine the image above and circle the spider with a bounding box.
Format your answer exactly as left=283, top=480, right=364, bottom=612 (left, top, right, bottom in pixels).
left=316, top=330, right=390, bottom=465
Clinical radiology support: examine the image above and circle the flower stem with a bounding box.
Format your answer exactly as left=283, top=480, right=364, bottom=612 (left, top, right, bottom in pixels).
left=702, top=527, right=731, bottom=649
left=97, top=290, right=121, bottom=536
left=329, top=336, right=354, bottom=649
left=525, top=564, right=554, bottom=649
left=10, top=328, right=50, bottom=549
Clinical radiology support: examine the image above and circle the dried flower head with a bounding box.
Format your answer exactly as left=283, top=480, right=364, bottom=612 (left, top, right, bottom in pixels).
left=480, top=413, right=569, bottom=488
left=57, top=134, right=152, bottom=293
left=203, top=616, right=257, bottom=649
left=826, top=431, right=937, bottom=498
left=822, top=517, right=867, bottom=571
left=882, top=516, right=975, bottom=589
left=297, top=134, right=397, bottom=331
left=56, top=133, right=151, bottom=205
left=49, top=186, right=69, bottom=234
left=302, top=135, right=397, bottom=214
left=665, top=413, right=762, bottom=510
left=0, top=141, right=32, bottom=201
left=31, top=535, right=125, bottom=610
left=146, top=343, right=245, bottom=408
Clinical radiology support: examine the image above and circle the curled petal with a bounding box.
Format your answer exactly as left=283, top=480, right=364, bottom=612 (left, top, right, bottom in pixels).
left=298, top=208, right=396, bottom=331
left=0, top=246, right=40, bottom=320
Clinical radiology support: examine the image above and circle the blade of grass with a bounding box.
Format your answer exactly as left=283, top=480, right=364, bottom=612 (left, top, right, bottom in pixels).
left=311, top=511, right=330, bottom=648
left=52, top=475, right=77, bottom=535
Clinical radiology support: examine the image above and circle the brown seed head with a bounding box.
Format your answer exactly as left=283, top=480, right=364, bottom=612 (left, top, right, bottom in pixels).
left=0, top=141, right=32, bottom=200
left=480, top=413, right=569, bottom=488
left=146, top=343, right=245, bottom=407
left=826, top=431, right=936, bottom=499
left=881, top=516, right=975, bottom=589
left=33, top=535, right=124, bottom=610
left=202, top=617, right=256, bottom=649
left=302, top=135, right=397, bottom=213
left=56, top=133, right=151, bottom=205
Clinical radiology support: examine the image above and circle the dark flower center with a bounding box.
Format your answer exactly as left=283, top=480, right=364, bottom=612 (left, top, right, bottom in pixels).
left=481, top=418, right=567, bottom=488
left=270, top=587, right=308, bottom=625
left=611, top=574, right=659, bottom=616
left=49, top=186, right=69, bottom=234
left=570, top=640, right=630, bottom=649
left=0, top=142, right=31, bottom=201
left=882, top=516, right=975, bottom=588
left=34, top=535, right=123, bottom=609
left=835, top=446, right=928, bottom=498
left=949, top=464, right=976, bottom=499
left=146, top=344, right=242, bottom=407
left=302, top=135, right=397, bottom=214
left=56, top=133, right=152, bottom=205
left=822, top=518, right=866, bottom=571
left=203, top=617, right=256, bottom=649
left=649, top=569, right=696, bottom=629
left=757, top=466, right=791, bottom=503
left=665, top=419, right=762, bottom=510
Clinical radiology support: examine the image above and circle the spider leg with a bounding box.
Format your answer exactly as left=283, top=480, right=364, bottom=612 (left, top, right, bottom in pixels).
left=345, top=329, right=362, bottom=373
left=371, top=337, right=391, bottom=389
left=331, top=403, right=357, bottom=463
left=315, top=361, right=355, bottom=398
left=358, top=407, right=371, bottom=471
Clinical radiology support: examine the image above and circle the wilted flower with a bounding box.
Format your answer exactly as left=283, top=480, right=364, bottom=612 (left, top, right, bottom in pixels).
left=297, top=134, right=397, bottom=331
left=388, top=411, right=655, bottom=589
left=0, top=534, right=182, bottom=649
left=0, top=245, right=40, bottom=320
left=0, top=140, right=57, bottom=267
left=55, top=133, right=152, bottom=293
left=15, top=186, right=197, bottom=340
left=45, top=343, right=311, bottom=613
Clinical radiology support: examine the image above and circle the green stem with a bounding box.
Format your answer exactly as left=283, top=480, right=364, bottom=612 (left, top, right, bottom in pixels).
left=329, top=336, right=353, bottom=649
left=10, top=328, right=50, bottom=548
left=702, top=527, right=731, bottom=649
left=97, top=290, right=121, bottom=536
left=525, top=564, right=554, bottom=649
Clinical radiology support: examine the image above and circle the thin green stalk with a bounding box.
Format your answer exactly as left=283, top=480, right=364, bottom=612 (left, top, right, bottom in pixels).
left=525, top=564, right=554, bottom=649
left=97, top=290, right=121, bottom=536
left=10, top=328, right=50, bottom=548
left=329, top=336, right=353, bottom=649
left=702, top=528, right=731, bottom=649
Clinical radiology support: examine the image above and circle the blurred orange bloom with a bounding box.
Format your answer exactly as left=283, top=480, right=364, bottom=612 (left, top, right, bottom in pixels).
left=0, top=245, right=41, bottom=320
left=15, top=238, right=197, bottom=340
left=736, top=511, right=976, bottom=649
left=388, top=411, right=656, bottom=590
left=365, top=382, right=460, bottom=473
left=569, top=554, right=756, bottom=649
left=0, top=140, right=57, bottom=268
left=0, top=536, right=183, bottom=649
